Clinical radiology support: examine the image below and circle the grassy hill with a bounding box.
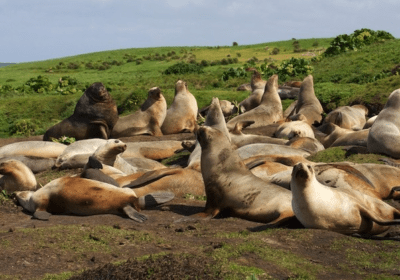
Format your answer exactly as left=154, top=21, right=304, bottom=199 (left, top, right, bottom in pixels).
left=0, top=35, right=399, bottom=138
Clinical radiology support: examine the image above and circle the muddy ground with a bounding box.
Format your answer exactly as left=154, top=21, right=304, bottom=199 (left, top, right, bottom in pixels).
left=1, top=135, right=400, bottom=280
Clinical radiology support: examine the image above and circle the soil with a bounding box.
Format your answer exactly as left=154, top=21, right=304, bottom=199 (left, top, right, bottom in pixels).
left=1, top=136, right=400, bottom=280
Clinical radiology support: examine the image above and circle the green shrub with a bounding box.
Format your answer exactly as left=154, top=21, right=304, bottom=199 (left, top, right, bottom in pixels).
left=163, top=62, right=204, bottom=75
left=51, top=136, right=76, bottom=145
left=25, top=75, right=53, bottom=93
left=222, top=67, right=248, bottom=81
left=10, top=119, right=38, bottom=136
left=271, top=47, right=280, bottom=55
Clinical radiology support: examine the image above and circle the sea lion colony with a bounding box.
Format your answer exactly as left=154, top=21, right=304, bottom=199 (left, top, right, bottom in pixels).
left=3, top=76, right=400, bottom=237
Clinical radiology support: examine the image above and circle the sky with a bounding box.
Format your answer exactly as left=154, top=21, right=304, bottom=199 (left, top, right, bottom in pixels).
left=1, top=0, right=399, bottom=63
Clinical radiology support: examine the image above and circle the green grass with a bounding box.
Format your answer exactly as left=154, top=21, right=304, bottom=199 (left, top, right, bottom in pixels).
left=0, top=36, right=399, bottom=137
left=308, top=147, right=385, bottom=164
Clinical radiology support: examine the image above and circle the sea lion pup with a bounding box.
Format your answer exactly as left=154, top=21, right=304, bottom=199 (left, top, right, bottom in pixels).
left=120, top=167, right=205, bottom=197
left=195, top=125, right=295, bottom=224
left=323, top=105, right=368, bottom=130
left=237, top=68, right=266, bottom=113
left=0, top=141, right=67, bottom=159
left=80, top=156, right=120, bottom=187
left=43, top=82, right=118, bottom=141
left=111, top=87, right=167, bottom=138
left=229, top=121, right=288, bottom=149
left=286, top=75, right=324, bottom=126
left=0, top=159, right=37, bottom=193
left=274, top=114, right=315, bottom=140
left=368, top=89, right=400, bottom=158
left=226, top=74, right=283, bottom=130
left=161, top=80, right=198, bottom=135
left=290, top=163, right=400, bottom=235
left=14, top=177, right=175, bottom=222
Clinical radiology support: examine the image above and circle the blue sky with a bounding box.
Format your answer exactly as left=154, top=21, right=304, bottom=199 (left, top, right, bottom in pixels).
left=1, top=0, right=399, bottom=63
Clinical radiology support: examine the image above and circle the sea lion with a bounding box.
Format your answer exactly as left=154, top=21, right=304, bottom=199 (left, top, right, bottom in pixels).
left=274, top=114, right=315, bottom=139
left=161, top=80, right=198, bottom=135
left=368, top=89, right=400, bottom=158
left=0, top=155, right=55, bottom=173
left=285, top=136, right=325, bottom=155
left=330, top=129, right=369, bottom=148
left=237, top=69, right=266, bottom=113
left=237, top=143, right=310, bottom=160
left=226, top=74, right=283, bottom=130
left=291, top=162, right=400, bottom=235
left=323, top=105, right=368, bottom=130
left=195, top=125, right=295, bottom=224
left=0, top=159, right=37, bottom=193
left=111, top=87, right=167, bottom=138
left=14, top=177, right=175, bottom=222
left=286, top=75, right=324, bottom=126
left=120, top=167, right=205, bottom=197
left=123, top=141, right=184, bottom=160
left=43, top=82, right=119, bottom=141
left=0, top=141, right=67, bottom=159
left=199, top=99, right=236, bottom=118
left=316, top=123, right=353, bottom=148
left=363, top=115, right=377, bottom=129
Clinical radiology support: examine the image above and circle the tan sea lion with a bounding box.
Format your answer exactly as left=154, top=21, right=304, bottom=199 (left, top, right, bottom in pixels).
left=0, top=155, right=55, bottom=173
left=227, top=74, right=283, bottom=130
left=237, top=143, right=310, bottom=160
left=0, top=141, right=67, bottom=159
left=161, top=80, right=198, bottom=134
left=237, top=69, right=266, bottom=113
left=123, top=141, right=184, bottom=160
left=195, top=125, right=295, bottom=224
left=323, top=105, right=368, bottom=130
left=285, top=136, right=325, bottom=155
left=330, top=129, right=369, bottom=148
left=316, top=123, right=353, bottom=148
left=286, top=75, right=324, bottom=126
left=43, top=82, right=119, bottom=141
left=368, top=89, right=400, bottom=158
left=0, top=159, right=37, bottom=193
left=274, top=114, right=315, bottom=139
left=111, top=87, right=167, bottom=138
left=14, top=177, right=175, bottom=222
left=291, top=162, right=400, bottom=235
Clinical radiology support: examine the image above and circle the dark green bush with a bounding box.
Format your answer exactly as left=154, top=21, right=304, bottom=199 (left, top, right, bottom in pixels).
left=271, top=47, right=280, bottom=55
left=163, top=62, right=204, bottom=75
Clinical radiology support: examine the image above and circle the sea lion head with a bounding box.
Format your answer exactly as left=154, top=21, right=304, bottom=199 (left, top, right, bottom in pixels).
left=85, top=82, right=110, bottom=103
left=384, top=89, right=400, bottom=110
left=197, top=126, right=223, bottom=151
left=292, top=162, right=314, bottom=186
left=264, top=74, right=279, bottom=92
left=0, top=159, right=24, bottom=174
left=148, top=87, right=163, bottom=100
left=175, top=80, right=188, bottom=94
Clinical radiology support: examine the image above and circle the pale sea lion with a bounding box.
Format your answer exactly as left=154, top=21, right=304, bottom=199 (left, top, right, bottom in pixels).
left=15, top=177, right=175, bottom=222
left=0, top=141, right=67, bottom=159
left=330, top=129, right=369, bottom=148
left=316, top=123, right=353, bottom=148
left=195, top=125, right=295, bottom=224
left=161, top=80, right=198, bottom=135
left=237, top=143, right=310, bottom=160
left=44, top=82, right=118, bottom=141
left=0, top=155, right=55, bottom=173
left=227, top=75, right=283, bottom=130
left=291, top=162, right=400, bottom=235
left=111, top=87, right=167, bottom=138
left=123, top=141, right=184, bottom=160
left=286, top=75, right=324, bottom=126
left=0, top=159, right=37, bottom=193
left=368, top=89, right=400, bottom=158
left=323, top=105, right=368, bottom=130
left=275, top=114, right=315, bottom=139
left=285, top=136, right=325, bottom=155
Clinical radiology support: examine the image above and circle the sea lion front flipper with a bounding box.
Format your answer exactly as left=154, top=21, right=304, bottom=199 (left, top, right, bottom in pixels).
left=88, top=156, right=103, bottom=169
left=124, top=168, right=181, bottom=188
left=123, top=205, right=148, bottom=223
left=33, top=210, right=51, bottom=220
left=138, top=191, right=175, bottom=208
left=231, top=121, right=255, bottom=135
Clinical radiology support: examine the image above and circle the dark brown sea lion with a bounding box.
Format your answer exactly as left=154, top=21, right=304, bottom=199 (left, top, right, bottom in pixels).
left=43, top=82, right=118, bottom=141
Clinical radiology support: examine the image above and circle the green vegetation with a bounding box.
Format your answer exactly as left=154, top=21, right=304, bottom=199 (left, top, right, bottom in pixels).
left=308, top=147, right=385, bottom=164
left=0, top=30, right=399, bottom=137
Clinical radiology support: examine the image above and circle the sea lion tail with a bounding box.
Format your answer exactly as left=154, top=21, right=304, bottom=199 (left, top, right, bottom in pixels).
left=138, top=191, right=175, bottom=208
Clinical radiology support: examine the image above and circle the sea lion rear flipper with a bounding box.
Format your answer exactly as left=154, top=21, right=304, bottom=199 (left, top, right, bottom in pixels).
left=232, top=121, right=255, bottom=135
left=90, top=120, right=109, bottom=139
left=124, top=168, right=181, bottom=188
left=123, top=205, right=148, bottom=222
left=33, top=211, right=51, bottom=220
left=138, top=191, right=175, bottom=208
left=359, top=206, right=400, bottom=226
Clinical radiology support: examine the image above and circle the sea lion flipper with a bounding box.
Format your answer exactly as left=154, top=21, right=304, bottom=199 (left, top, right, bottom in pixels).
left=124, top=168, right=181, bottom=188
left=33, top=210, right=51, bottom=220
left=123, top=205, right=148, bottom=222
left=232, top=121, right=255, bottom=135
left=359, top=206, right=400, bottom=226
left=138, top=191, right=175, bottom=208
left=88, top=156, right=103, bottom=169
left=245, top=158, right=267, bottom=170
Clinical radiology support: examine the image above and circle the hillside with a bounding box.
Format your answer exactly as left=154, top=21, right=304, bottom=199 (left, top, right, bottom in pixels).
left=0, top=34, right=399, bottom=138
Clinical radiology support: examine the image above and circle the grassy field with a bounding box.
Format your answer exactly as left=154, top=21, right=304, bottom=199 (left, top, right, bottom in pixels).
left=0, top=34, right=399, bottom=138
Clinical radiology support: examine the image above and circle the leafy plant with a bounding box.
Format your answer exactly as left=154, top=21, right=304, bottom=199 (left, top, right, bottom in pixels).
left=25, top=75, right=53, bottom=93
left=163, top=62, right=204, bottom=75
left=9, top=119, right=38, bottom=136
left=221, top=67, right=248, bottom=81
left=51, top=136, right=76, bottom=145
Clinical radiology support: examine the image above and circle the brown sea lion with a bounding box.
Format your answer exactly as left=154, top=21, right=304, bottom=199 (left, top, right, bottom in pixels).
left=286, top=75, right=324, bottom=126
left=368, top=89, right=400, bottom=158
left=161, top=80, right=198, bottom=135
left=0, top=159, right=37, bottom=193
left=323, top=105, right=368, bottom=130
left=111, top=87, right=167, bottom=138
left=14, top=177, right=174, bottom=222
left=43, top=82, right=118, bottom=141
left=291, top=162, right=400, bottom=235
left=237, top=69, right=266, bottom=113
left=226, top=74, right=283, bottom=130
left=195, top=125, right=295, bottom=224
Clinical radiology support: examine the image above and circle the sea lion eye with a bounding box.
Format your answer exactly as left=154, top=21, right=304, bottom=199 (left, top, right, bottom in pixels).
left=115, top=140, right=119, bottom=143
